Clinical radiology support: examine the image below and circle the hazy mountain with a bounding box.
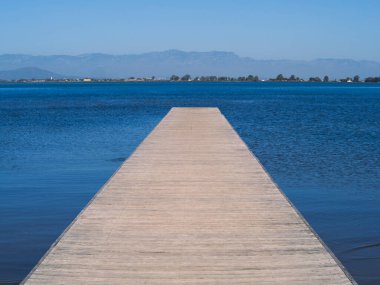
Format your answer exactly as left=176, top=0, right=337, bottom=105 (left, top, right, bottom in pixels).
left=0, top=50, right=379, bottom=79
left=0, top=67, right=65, bottom=80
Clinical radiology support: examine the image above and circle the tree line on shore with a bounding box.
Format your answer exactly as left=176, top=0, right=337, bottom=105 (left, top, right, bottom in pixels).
left=169, top=74, right=380, bottom=83
left=2, top=74, right=380, bottom=83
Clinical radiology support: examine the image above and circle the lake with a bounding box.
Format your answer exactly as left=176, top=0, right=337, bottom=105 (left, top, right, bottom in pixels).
left=0, top=82, right=379, bottom=284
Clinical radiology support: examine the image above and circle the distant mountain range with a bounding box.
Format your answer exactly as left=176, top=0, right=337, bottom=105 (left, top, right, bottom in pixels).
left=0, top=67, right=64, bottom=80
left=0, top=50, right=379, bottom=79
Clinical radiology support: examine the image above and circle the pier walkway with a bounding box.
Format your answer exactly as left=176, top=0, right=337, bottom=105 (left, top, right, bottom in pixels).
left=23, top=108, right=355, bottom=284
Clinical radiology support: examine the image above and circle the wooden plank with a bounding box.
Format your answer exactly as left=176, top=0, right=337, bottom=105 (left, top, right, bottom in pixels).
left=23, top=107, right=356, bottom=284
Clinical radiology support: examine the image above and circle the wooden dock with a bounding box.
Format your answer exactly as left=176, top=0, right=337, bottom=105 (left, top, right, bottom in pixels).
left=23, top=108, right=355, bottom=284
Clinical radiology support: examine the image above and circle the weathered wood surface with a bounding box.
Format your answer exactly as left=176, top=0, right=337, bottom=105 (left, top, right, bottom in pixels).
left=23, top=107, right=355, bottom=284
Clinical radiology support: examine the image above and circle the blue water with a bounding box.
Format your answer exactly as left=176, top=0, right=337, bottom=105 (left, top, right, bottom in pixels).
left=0, top=82, right=379, bottom=284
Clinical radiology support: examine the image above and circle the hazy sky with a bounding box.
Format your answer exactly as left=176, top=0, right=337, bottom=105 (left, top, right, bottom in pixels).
left=1, top=0, right=379, bottom=60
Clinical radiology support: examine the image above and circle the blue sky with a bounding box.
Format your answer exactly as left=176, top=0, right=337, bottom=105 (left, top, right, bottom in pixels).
left=1, top=0, right=379, bottom=60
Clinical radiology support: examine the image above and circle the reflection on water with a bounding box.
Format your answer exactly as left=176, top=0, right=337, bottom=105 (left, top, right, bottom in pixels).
left=0, top=82, right=379, bottom=284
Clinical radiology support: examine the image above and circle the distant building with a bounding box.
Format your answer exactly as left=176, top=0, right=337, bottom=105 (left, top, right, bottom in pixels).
left=83, top=78, right=92, bottom=82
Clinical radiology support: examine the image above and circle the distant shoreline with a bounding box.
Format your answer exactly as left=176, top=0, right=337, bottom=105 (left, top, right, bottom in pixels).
left=1, top=73, right=380, bottom=84
left=1, top=79, right=379, bottom=84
